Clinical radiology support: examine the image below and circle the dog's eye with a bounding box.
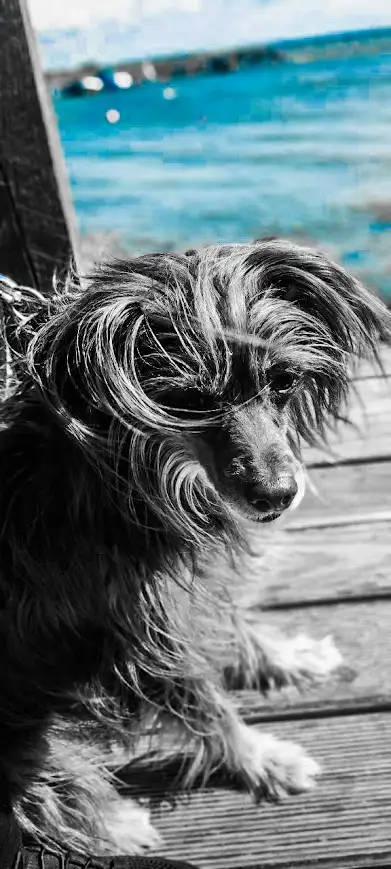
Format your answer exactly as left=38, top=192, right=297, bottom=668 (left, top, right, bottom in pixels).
left=267, top=368, right=297, bottom=396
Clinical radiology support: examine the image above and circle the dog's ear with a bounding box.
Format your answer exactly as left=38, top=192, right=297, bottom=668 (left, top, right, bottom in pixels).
left=25, top=255, right=200, bottom=444
left=243, top=239, right=391, bottom=447
left=247, top=239, right=391, bottom=363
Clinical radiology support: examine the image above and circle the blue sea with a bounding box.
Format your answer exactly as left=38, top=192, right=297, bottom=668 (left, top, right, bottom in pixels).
left=54, top=30, right=391, bottom=301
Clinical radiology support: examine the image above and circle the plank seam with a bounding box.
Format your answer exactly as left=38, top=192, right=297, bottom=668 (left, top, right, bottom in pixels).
left=242, top=698, right=391, bottom=725
left=308, top=453, right=391, bottom=469
left=262, top=590, right=391, bottom=610
left=287, top=510, right=391, bottom=531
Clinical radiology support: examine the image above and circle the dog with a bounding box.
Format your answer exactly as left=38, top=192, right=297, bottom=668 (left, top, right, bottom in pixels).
left=0, top=239, right=389, bottom=856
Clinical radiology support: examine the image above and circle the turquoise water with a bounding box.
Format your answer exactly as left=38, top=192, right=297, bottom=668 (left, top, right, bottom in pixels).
left=55, top=36, right=391, bottom=300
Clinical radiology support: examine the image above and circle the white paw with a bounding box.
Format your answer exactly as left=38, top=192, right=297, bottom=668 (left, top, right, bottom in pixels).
left=276, top=633, right=343, bottom=683
left=259, top=734, right=321, bottom=796
left=100, top=797, right=162, bottom=855
left=238, top=726, right=320, bottom=800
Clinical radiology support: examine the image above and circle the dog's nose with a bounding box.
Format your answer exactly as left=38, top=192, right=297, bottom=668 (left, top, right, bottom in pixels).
left=245, top=476, right=298, bottom=513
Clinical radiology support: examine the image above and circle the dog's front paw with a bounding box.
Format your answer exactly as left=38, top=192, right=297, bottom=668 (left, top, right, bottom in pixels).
left=102, top=797, right=162, bottom=855
left=235, top=725, right=320, bottom=801
left=274, top=633, right=343, bottom=687
left=255, top=733, right=321, bottom=799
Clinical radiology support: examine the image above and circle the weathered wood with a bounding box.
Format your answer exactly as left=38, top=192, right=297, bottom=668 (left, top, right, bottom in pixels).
left=0, top=0, right=78, bottom=291
left=139, top=715, right=391, bottom=868
left=305, top=376, right=391, bottom=465
left=233, top=599, right=391, bottom=719
left=292, top=460, right=391, bottom=524
left=241, top=457, right=391, bottom=610
left=245, top=521, right=391, bottom=610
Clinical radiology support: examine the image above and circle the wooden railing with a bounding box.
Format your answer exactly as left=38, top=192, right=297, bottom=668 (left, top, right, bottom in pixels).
left=0, top=0, right=78, bottom=293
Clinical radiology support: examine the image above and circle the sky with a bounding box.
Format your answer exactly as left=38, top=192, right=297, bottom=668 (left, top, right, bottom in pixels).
left=28, top=0, right=391, bottom=67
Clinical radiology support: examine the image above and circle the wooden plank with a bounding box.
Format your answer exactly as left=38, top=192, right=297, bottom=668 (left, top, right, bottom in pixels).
left=133, top=601, right=391, bottom=862
left=305, top=376, right=391, bottom=466
left=136, top=714, right=391, bottom=868
left=0, top=0, right=79, bottom=291
left=233, top=599, right=391, bottom=719
left=242, top=460, right=391, bottom=609
left=291, top=460, right=391, bottom=524
left=126, top=596, right=391, bottom=865
left=169, top=582, right=391, bottom=719
left=245, top=521, right=391, bottom=610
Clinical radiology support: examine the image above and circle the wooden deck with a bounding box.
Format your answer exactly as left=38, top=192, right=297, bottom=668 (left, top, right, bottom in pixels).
left=136, top=348, right=391, bottom=869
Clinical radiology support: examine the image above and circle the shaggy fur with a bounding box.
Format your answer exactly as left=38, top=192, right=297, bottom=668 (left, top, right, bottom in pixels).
left=0, top=239, right=390, bottom=855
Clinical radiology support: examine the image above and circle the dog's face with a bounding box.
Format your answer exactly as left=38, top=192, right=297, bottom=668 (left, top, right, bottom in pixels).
left=195, top=390, right=306, bottom=524
left=28, top=240, right=390, bottom=543
left=157, top=351, right=305, bottom=524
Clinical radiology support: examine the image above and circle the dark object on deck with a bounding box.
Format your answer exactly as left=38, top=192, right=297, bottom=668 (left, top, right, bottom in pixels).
left=0, top=809, right=22, bottom=869
left=0, top=808, right=198, bottom=869
left=0, top=0, right=78, bottom=293
left=16, top=846, right=198, bottom=868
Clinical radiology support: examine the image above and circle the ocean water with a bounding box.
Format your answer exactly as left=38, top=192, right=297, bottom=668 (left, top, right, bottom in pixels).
left=55, top=34, right=391, bottom=300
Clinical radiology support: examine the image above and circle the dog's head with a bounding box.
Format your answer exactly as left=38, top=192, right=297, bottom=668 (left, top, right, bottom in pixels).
left=26, top=240, right=390, bottom=545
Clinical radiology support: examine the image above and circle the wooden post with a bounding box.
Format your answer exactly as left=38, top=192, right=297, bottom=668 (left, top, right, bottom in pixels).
left=0, top=0, right=79, bottom=294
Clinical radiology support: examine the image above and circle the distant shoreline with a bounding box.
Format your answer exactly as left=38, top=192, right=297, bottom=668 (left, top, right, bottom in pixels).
left=47, top=45, right=283, bottom=93
left=45, top=26, right=391, bottom=92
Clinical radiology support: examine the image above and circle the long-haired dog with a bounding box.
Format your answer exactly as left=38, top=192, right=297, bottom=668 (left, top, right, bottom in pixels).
left=0, top=239, right=390, bottom=856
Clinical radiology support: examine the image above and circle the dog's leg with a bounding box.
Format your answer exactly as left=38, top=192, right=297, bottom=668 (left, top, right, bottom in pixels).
left=143, top=682, right=320, bottom=802
left=6, top=722, right=161, bottom=857
left=221, top=716, right=321, bottom=801
left=220, top=611, right=343, bottom=692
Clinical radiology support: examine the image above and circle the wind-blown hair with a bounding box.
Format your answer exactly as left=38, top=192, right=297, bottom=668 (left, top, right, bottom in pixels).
left=0, top=239, right=389, bottom=855
left=12, top=240, right=387, bottom=538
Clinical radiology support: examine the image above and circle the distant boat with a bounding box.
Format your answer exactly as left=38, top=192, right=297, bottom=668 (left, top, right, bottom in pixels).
left=61, top=68, right=133, bottom=97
